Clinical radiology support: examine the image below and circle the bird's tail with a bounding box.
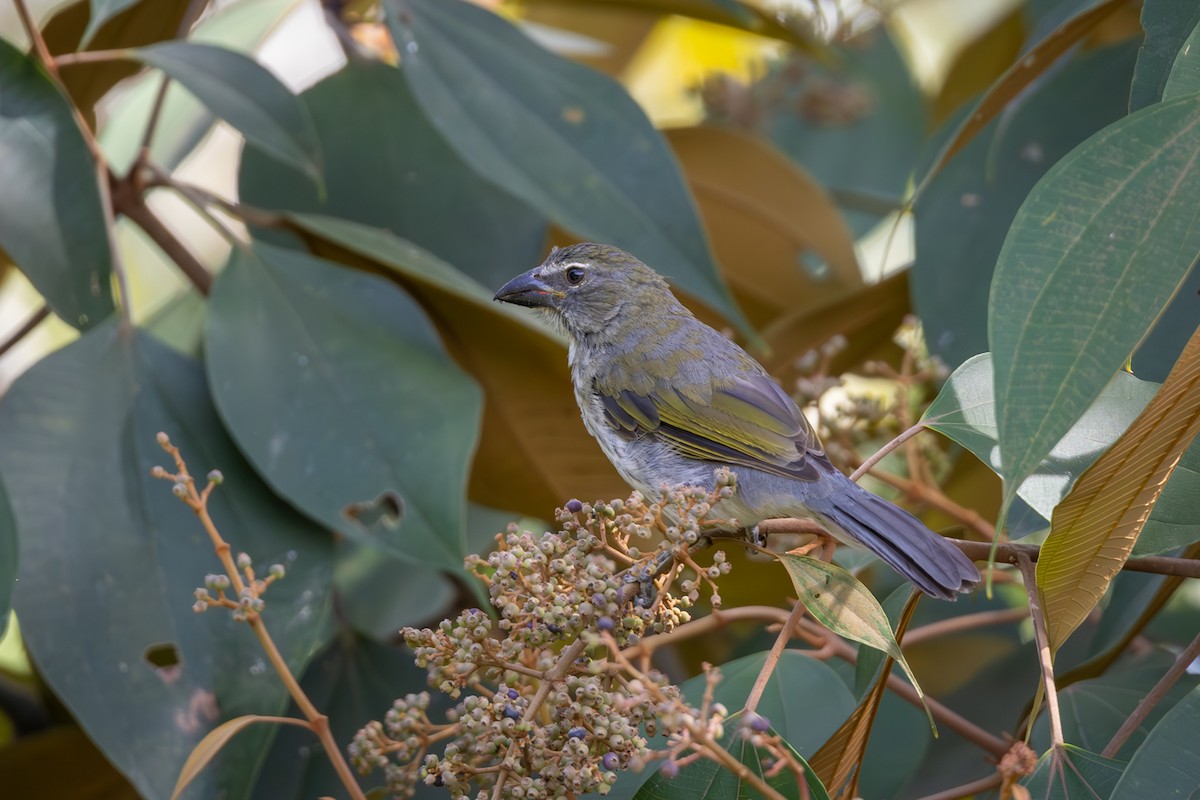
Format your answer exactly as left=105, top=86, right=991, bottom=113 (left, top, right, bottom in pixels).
left=822, top=484, right=979, bottom=600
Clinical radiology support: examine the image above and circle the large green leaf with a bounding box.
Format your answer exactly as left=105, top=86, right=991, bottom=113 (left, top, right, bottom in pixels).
left=914, top=42, right=1137, bottom=368
left=384, top=0, right=748, bottom=334
left=238, top=54, right=547, bottom=290
left=101, top=0, right=304, bottom=174
left=1130, top=0, right=1200, bottom=111
left=0, top=37, right=113, bottom=329
left=0, top=474, right=13, bottom=638
left=205, top=242, right=482, bottom=572
left=1022, top=744, right=1126, bottom=800
left=0, top=324, right=334, bottom=799
left=129, top=41, right=320, bottom=182
left=633, top=712, right=830, bottom=800
left=988, top=94, right=1200, bottom=510
left=1030, top=651, right=1199, bottom=759
left=1110, top=682, right=1200, bottom=798
left=1163, top=15, right=1200, bottom=101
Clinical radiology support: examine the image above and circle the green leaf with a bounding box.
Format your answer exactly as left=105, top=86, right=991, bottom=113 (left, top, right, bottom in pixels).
left=988, top=94, right=1200, bottom=510
left=914, top=41, right=1138, bottom=368
left=83, top=0, right=143, bottom=46
left=131, top=41, right=321, bottom=182
left=1022, top=744, right=1126, bottom=800
left=0, top=324, right=334, bottom=799
left=205, top=241, right=482, bottom=572
left=607, top=651, right=853, bottom=800
left=237, top=55, right=547, bottom=289
left=1164, top=15, right=1200, bottom=101
left=0, top=37, right=114, bottom=329
left=172, top=715, right=309, bottom=800
left=1131, top=0, right=1200, bottom=110
left=101, top=0, right=304, bottom=174
left=1136, top=440, right=1200, bottom=554
left=1111, top=683, right=1200, bottom=798
left=777, top=555, right=928, bottom=713
left=853, top=585, right=914, bottom=698
left=0, top=474, right=13, bottom=639
left=1031, top=651, right=1199, bottom=759
left=923, top=353, right=1163, bottom=525
left=333, top=541, right=455, bottom=642
left=384, top=0, right=749, bottom=335
left=633, top=711, right=831, bottom=800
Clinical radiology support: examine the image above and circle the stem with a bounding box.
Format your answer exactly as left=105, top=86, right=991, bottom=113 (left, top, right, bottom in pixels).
left=1017, top=552, right=1063, bottom=749
left=13, top=0, right=59, bottom=78
left=1102, top=627, right=1200, bottom=758
left=49, top=49, right=131, bottom=67
left=136, top=0, right=210, bottom=162
left=849, top=421, right=926, bottom=483
left=0, top=305, right=49, bottom=359
left=743, top=600, right=808, bottom=715
left=915, top=772, right=1003, bottom=800
left=904, top=608, right=1028, bottom=646
left=953, top=538, right=1200, bottom=580
left=114, top=184, right=213, bottom=295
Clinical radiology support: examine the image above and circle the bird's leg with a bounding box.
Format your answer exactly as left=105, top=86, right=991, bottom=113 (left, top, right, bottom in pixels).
left=624, top=547, right=678, bottom=607
left=753, top=518, right=838, bottom=562
left=789, top=530, right=838, bottom=562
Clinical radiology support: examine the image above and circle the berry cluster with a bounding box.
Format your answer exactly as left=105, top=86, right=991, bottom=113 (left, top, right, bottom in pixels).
left=350, top=479, right=744, bottom=799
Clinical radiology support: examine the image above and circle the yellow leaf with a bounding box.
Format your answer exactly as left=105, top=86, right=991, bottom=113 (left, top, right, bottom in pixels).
left=172, top=715, right=309, bottom=800
left=1038, top=324, right=1200, bottom=653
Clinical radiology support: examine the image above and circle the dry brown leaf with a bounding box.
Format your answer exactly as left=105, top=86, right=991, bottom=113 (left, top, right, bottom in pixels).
left=1038, top=324, right=1200, bottom=653
left=931, top=8, right=1025, bottom=127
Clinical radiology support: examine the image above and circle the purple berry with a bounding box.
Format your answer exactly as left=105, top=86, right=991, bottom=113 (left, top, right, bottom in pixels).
left=602, top=752, right=620, bottom=770
left=660, top=759, right=679, bottom=778
left=568, top=727, right=587, bottom=740
left=597, top=616, right=614, bottom=631
left=566, top=499, right=584, bottom=513
left=503, top=705, right=520, bottom=720
left=746, top=712, right=770, bottom=733
left=507, top=688, right=520, bottom=700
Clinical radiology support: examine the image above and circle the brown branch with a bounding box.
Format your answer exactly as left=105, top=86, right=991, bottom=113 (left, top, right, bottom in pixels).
left=1102, top=627, right=1200, bottom=758
left=0, top=305, right=49, bottom=359
left=743, top=599, right=808, bottom=716
left=848, top=421, right=926, bottom=483
left=903, top=607, right=1029, bottom=646
left=113, top=180, right=213, bottom=295
left=916, top=772, right=1003, bottom=800
left=953, top=538, right=1200, bottom=580
left=1017, top=552, right=1063, bottom=749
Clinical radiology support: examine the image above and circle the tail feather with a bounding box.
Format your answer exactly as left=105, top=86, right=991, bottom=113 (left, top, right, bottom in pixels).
left=822, top=486, right=979, bottom=600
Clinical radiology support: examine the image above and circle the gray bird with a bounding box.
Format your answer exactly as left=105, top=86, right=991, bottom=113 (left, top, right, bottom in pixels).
left=494, top=243, right=979, bottom=599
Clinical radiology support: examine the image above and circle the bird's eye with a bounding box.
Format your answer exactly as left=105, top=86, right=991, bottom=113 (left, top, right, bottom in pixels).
left=565, top=265, right=586, bottom=285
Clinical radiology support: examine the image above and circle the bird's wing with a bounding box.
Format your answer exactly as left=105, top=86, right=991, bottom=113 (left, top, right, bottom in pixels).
left=595, top=370, right=826, bottom=482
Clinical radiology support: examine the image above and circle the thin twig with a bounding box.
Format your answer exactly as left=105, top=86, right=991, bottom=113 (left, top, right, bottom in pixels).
left=0, top=305, right=50, bottom=359
left=1016, top=552, right=1063, bottom=749
left=13, top=0, right=59, bottom=78
left=916, top=771, right=1003, bottom=800
left=48, top=49, right=130, bottom=67
left=744, top=600, right=808, bottom=715
left=848, top=421, right=926, bottom=483
left=904, top=607, right=1028, bottom=646
left=953, top=538, right=1200, bottom=580
left=113, top=180, right=213, bottom=295
left=1102, top=627, right=1200, bottom=758
left=136, top=0, right=210, bottom=162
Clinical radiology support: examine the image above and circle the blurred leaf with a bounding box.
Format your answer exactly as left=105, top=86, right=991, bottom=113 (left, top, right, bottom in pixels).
left=1031, top=650, right=1199, bottom=759
left=1163, top=16, right=1200, bottom=100
left=1133, top=256, right=1200, bottom=384
left=608, top=651, right=853, bottom=800
left=777, top=555, right=926, bottom=710
left=920, top=0, right=1125, bottom=186
left=1110, top=682, right=1200, bottom=798
left=988, top=94, right=1200, bottom=511
left=0, top=324, right=334, bottom=799
left=83, top=0, right=144, bottom=46
left=766, top=28, right=924, bottom=234
left=101, top=0, right=304, bottom=175
left=238, top=54, right=547, bottom=289
left=852, top=585, right=914, bottom=698
left=523, top=0, right=820, bottom=52
left=0, top=37, right=113, bottom=329
left=130, top=42, right=320, bottom=182
left=664, top=125, right=860, bottom=329
left=144, top=290, right=207, bottom=356
left=42, top=0, right=189, bottom=113
left=914, top=41, right=1137, bottom=368
left=280, top=212, right=626, bottom=515
left=333, top=541, right=456, bottom=641
left=932, top=9, right=1026, bottom=126
left=172, top=715, right=306, bottom=800
left=385, top=0, right=749, bottom=336
left=1038, top=326, right=1200, bottom=652
left=1131, top=0, right=1200, bottom=110
left=206, top=241, right=482, bottom=572
left=923, top=353, right=1167, bottom=525
left=250, top=633, right=436, bottom=799
left=1022, top=744, right=1126, bottom=800
left=0, top=725, right=139, bottom=799
left=633, top=712, right=830, bottom=800
left=0, top=475, right=12, bottom=639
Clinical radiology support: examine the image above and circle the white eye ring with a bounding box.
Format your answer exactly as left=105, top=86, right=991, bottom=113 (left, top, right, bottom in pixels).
left=564, top=263, right=587, bottom=285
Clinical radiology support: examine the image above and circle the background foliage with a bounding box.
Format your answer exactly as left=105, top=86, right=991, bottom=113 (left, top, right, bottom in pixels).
left=0, top=0, right=1199, bottom=798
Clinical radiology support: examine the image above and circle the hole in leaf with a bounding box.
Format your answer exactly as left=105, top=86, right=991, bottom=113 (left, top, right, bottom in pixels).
left=344, top=490, right=405, bottom=533
left=144, top=642, right=183, bottom=684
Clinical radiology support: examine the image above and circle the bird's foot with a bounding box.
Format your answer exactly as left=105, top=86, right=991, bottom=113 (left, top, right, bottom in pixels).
left=789, top=530, right=838, bottom=562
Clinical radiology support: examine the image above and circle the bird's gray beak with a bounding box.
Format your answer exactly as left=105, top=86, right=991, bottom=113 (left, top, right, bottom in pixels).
left=494, top=269, right=562, bottom=309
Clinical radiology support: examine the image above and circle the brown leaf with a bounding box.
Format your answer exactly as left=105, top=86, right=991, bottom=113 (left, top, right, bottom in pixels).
left=665, top=125, right=861, bottom=330
left=1038, top=324, right=1200, bottom=653
left=42, top=0, right=191, bottom=115
left=931, top=9, right=1025, bottom=127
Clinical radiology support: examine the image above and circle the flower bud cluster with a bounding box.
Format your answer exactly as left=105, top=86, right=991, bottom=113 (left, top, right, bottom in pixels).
left=355, top=483, right=742, bottom=799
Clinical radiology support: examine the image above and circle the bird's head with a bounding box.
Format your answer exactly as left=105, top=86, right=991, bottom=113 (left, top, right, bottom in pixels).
left=493, top=243, right=673, bottom=338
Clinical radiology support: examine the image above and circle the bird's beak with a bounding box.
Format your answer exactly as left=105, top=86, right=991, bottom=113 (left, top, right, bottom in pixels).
left=494, top=270, right=562, bottom=309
